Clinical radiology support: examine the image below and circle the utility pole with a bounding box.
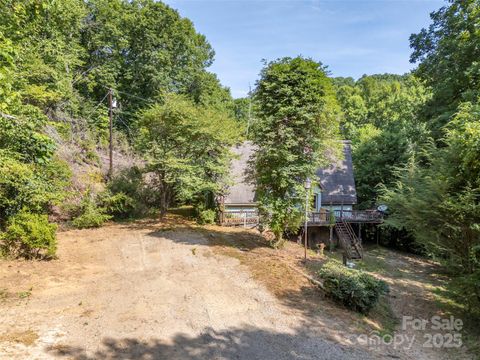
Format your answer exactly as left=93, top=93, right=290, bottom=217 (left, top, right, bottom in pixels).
left=304, top=178, right=311, bottom=262
left=108, top=88, right=113, bottom=178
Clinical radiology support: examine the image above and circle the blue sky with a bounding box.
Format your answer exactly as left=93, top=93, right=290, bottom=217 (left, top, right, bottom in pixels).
left=165, top=0, right=445, bottom=98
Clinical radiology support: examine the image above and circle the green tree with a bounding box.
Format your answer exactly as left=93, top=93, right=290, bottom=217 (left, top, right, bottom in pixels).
left=0, top=36, right=19, bottom=113
left=232, top=97, right=250, bottom=123
left=334, top=74, right=430, bottom=208
left=137, top=94, right=239, bottom=217
left=79, top=0, right=227, bottom=127
left=251, top=57, right=340, bottom=246
left=410, top=0, right=480, bottom=135
left=0, top=0, right=86, bottom=113
left=382, top=102, right=480, bottom=275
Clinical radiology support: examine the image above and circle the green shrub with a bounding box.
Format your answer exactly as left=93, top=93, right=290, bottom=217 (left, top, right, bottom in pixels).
left=71, top=193, right=111, bottom=229
left=99, top=191, right=135, bottom=219
left=0, top=114, right=56, bottom=164
left=107, top=167, right=158, bottom=216
left=318, top=261, right=389, bottom=314
left=0, top=154, right=70, bottom=220
left=72, top=206, right=111, bottom=229
left=1, top=210, right=57, bottom=259
left=197, top=209, right=216, bottom=225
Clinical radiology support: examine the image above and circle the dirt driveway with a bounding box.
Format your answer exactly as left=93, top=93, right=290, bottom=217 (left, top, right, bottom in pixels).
left=0, top=221, right=377, bottom=360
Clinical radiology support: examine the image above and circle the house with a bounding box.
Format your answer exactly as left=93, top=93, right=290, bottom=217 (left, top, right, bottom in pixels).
left=219, top=140, right=383, bottom=261
left=219, top=140, right=357, bottom=220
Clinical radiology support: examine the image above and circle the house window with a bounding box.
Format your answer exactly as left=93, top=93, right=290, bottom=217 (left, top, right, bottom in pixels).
left=312, top=194, right=318, bottom=211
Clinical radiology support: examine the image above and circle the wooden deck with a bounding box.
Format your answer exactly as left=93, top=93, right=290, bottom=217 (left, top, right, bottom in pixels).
left=308, top=209, right=383, bottom=225
left=219, top=209, right=383, bottom=227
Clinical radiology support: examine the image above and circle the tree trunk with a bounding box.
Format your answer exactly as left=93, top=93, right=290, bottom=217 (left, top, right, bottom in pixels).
left=158, top=180, right=169, bottom=219
left=272, top=230, right=285, bottom=249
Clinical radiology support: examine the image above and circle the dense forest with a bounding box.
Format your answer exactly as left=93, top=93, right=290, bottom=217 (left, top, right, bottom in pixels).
left=0, top=0, right=479, bottom=316
left=0, top=0, right=243, bottom=257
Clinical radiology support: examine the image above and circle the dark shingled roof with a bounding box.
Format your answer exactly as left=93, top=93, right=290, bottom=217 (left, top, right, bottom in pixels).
left=224, top=142, right=256, bottom=205
left=316, top=141, right=357, bottom=205
left=224, top=141, right=357, bottom=206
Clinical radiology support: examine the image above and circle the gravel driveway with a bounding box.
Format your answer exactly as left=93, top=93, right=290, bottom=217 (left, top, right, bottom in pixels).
left=0, top=223, right=375, bottom=359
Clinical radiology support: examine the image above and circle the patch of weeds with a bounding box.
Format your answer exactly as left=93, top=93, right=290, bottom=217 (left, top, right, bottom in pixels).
left=368, top=296, right=399, bottom=337
left=87, top=170, right=104, bottom=184
left=432, top=285, right=480, bottom=357
left=18, top=288, right=32, bottom=299
left=357, top=255, right=390, bottom=275
left=0, top=288, right=10, bottom=301
left=356, top=249, right=403, bottom=278
left=191, top=248, right=197, bottom=255
left=324, top=250, right=343, bottom=262
left=323, top=247, right=403, bottom=278
left=432, top=285, right=464, bottom=313
left=156, top=226, right=175, bottom=232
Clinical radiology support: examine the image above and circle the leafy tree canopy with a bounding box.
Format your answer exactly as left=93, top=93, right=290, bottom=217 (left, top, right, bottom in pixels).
left=410, top=0, right=480, bottom=134
left=137, top=94, right=240, bottom=216
left=334, top=74, right=430, bottom=208
left=251, top=56, right=340, bottom=244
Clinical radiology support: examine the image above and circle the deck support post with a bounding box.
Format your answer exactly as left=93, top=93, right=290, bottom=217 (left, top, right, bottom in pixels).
left=358, top=223, right=362, bottom=244
left=329, top=225, right=333, bottom=251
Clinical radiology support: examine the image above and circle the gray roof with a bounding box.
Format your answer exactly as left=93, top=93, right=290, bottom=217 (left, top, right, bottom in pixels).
left=224, top=141, right=357, bottom=206
left=224, top=142, right=256, bottom=205
left=316, top=141, right=357, bottom=205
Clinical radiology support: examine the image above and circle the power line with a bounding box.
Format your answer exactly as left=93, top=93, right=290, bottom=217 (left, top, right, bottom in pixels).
left=84, top=92, right=110, bottom=119
left=115, top=116, right=135, bottom=139
left=114, top=108, right=140, bottom=117
left=100, top=85, right=155, bottom=105
left=72, top=65, right=99, bottom=85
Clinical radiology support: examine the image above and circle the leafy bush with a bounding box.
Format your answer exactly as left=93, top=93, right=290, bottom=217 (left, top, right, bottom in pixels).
left=107, top=167, right=158, bottom=216
left=1, top=210, right=57, bottom=259
left=99, top=191, right=135, bottom=219
left=0, top=153, right=70, bottom=220
left=197, top=209, right=216, bottom=225
left=0, top=113, right=56, bottom=164
left=71, top=193, right=111, bottom=229
left=318, top=261, right=389, bottom=314
left=72, top=206, right=111, bottom=229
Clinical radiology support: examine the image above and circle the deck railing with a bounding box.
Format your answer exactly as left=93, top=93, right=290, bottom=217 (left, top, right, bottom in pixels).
left=308, top=209, right=383, bottom=224
left=220, top=209, right=383, bottom=227
left=220, top=210, right=259, bottom=227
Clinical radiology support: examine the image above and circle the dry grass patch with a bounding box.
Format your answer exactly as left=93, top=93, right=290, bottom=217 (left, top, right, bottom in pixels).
left=0, top=330, right=39, bottom=346
left=202, top=226, right=310, bottom=297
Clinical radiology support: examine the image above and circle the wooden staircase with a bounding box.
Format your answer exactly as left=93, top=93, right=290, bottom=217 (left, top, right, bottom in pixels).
left=335, top=221, right=363, bottom=261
